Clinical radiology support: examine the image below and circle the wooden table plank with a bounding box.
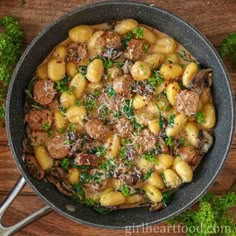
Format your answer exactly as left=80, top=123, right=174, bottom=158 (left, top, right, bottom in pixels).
left=0, top=0, right=235, bottom=235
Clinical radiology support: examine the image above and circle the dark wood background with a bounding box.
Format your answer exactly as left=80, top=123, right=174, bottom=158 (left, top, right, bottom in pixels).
left=0, top=0, right=235, bottom=235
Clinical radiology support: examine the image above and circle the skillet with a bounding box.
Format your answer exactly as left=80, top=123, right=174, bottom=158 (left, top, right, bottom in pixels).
left=1, top=0, right=235, bottom=234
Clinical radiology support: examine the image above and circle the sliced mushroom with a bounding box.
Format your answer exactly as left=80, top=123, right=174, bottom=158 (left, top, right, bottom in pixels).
left=198, top=130, right=214, bottom=154
left=149, top=202, right=163, bottom=212
left=25, top=155, right=45, bottom=180
left=189, top=68, right=212, bottom=95
left=56, top=180, right=75, bottom=197
left=48, top=167, right=67, bottom=179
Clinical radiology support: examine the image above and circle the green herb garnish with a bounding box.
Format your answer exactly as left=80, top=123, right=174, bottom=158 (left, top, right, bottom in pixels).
left=87, top=146, right=107, bottom=157
left=98, top=104, right=107, bottom=120
left=177, top=50, right=196, bottom=62
left=60, top=158, right=70, bottom=171
left=168, top=191, right=236, bottom=236
left=162, top=190, right=175, bottom=207
left=120, top=184, right=137, bottom=197
left=55, top=77, right=69, bottom=93
left=165, top=136, right=174, bottom=146
left=168, top=114, right=175, bottom=127
left=0, top=16, right=23, bottom=120
left=195, top=111, right=205, bottom=124
left=142, top=42, right=149, bottom=53
left=67, top=122, right=75, bottom=132
left=84, top=96, right=96, bottom=111
left=42, top=123, right=52, bottom=136
left=107, top=86, right=116, bottom=97
left=142, top=151, right=158, bottom=164
left=142, top=169, right=154, bottom=181
left=78, top=66, right=87, bottom=77
left=148, top=71, right=164, bottom=88
left=220, top=33, right=236, bottom=63
left=132, top=27, right=144, bottom=39
left=75, top=100, right=82, bottom=106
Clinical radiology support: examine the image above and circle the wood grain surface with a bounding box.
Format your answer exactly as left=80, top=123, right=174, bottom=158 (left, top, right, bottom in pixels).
left=0, top=0, right=235, bottom=235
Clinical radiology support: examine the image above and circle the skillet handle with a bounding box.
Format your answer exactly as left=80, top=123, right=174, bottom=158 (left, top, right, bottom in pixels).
left=0, top=176, right=52, bottom=236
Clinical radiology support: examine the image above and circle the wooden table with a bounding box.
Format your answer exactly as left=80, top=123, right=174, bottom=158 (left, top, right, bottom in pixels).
left=0, top=0, right=235, bottom=235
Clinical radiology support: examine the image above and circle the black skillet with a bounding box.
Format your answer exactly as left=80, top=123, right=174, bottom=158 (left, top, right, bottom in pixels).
left=1, top=1, right=235, bottom=234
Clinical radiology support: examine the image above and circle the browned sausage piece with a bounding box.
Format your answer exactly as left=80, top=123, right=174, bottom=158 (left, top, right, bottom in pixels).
left=25, top=155, right=45, bottom=180
left=84, top=119, right=111, bottom=142
left=66, top=42, right=88, bottom=63
left=113, top=75, right=134, bottom=98
left=47, top=135, right=70, bottom=159
left=176, top=90, right=199, bottom=116
left=124, top=39, right=146, bottom=61
left=115, top=116, right=133, bottom=138
left=98, top=31, right=121, bottom=49
left=33, top=80, right=56, bottom=106
left=74, top=153, right=98, bottom=167
left=134, top=129, right=157, bottom=154
left=25, top=110, right=52, bottom=131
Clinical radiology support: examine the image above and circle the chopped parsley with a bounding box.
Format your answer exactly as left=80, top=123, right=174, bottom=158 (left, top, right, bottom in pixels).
left=67, top=85, right=75, bottom=95
left=98, top=104, right=107, bottom=120
left=80, top=171, right=103, bottom=184
left=120, top=184, right=137, bottom=197
left=106, top=86, right=116, bottom=97
left=84, top=96, right=96, bottom=111
left=67, top=122, right=75, bottom=132
left=162, top=190, right=175, bottom=207
left=75, top=99, right=82, bottom=106
left=148, top=70, right=164, bottom=88
left=195, top=111, right=205, bottom=124
left=78, top=66, right=87, bottom=77
left=103, top=59, right=113, bottom=69
left=87, top=146, right=107, bottom=157
left=121, top=31, right=134, bottom=49
left=42, top=123, right=52, bottom=136
left=99, top=158, right=117, bottom=177
left=142, top=169, right=154, bottom=181
left=220, top=33, right=236, bottom=63
left=166, top=136, right=174, bottom=146
left=132, top=27, right=144, bottom=39
left=177, top=50, right=196, bottom=62
left=142, top=42, right=149, bottom=53
left=142, top=151, right=158, bottom=164
left=168, top=114, right=175, bottom=128
left=60, top=158, right=70, bottom=171
left=92, top=90, right=102, bottom=97
left=73, top=183, right=86, bottom=200
left=55, top=76, right=69, bottom=93
left=161, top=172, right=169, bottom=188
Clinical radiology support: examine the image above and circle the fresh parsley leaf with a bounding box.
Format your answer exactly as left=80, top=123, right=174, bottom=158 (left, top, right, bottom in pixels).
left=161, top=172, right=169, bottom=188
left=84, top=96, right=96, bottom=111
left=92, top=90, right=102, bottom=97
left=98, top=104, right=107, bottom=120
left=148, top=70, right=164, bottom=88
left=168, top=114, right=175, bottom=128
left=104, top=59, right=113, bottom=69
left=142, top=42, right=149, bottom=52
left=132, top=27, right=144, bottom=39
left=142, top=151, right=158, bottom=164
left=73, top=183, right=86, bottom=200
left=165, top=136, right=174, bottom=146
left=121, top=31, right=133, bottom=49
left=106, top=86, right=116, bottom=97
left=75, top=99, right=82, bottom=106
left=99, top=158, right=117, bottom=176
left=55, top=77, right=68, bottom=93
left=67, top=122, right=75, bottom=132
left=195, top=111, right=205, bottom=124
left=177, top=50, right=196, bottom=62
left=60, top=158, right=70, bottom=171
left=120, top=184, right=137, bottom=197
left=42, top=122, right=52, bottom=136
left=142, top=169, right=154, bottom=181
left=220, top=33, right=236, bottom=63
left=78, top=66, right=87, bottom=77
left=162, top=190, right=175, bottom=207
left=87, top=146, right=107, bottom=157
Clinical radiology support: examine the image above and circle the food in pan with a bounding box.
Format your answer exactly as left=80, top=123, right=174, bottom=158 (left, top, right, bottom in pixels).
left=23, top=19, right=216, bottom=213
